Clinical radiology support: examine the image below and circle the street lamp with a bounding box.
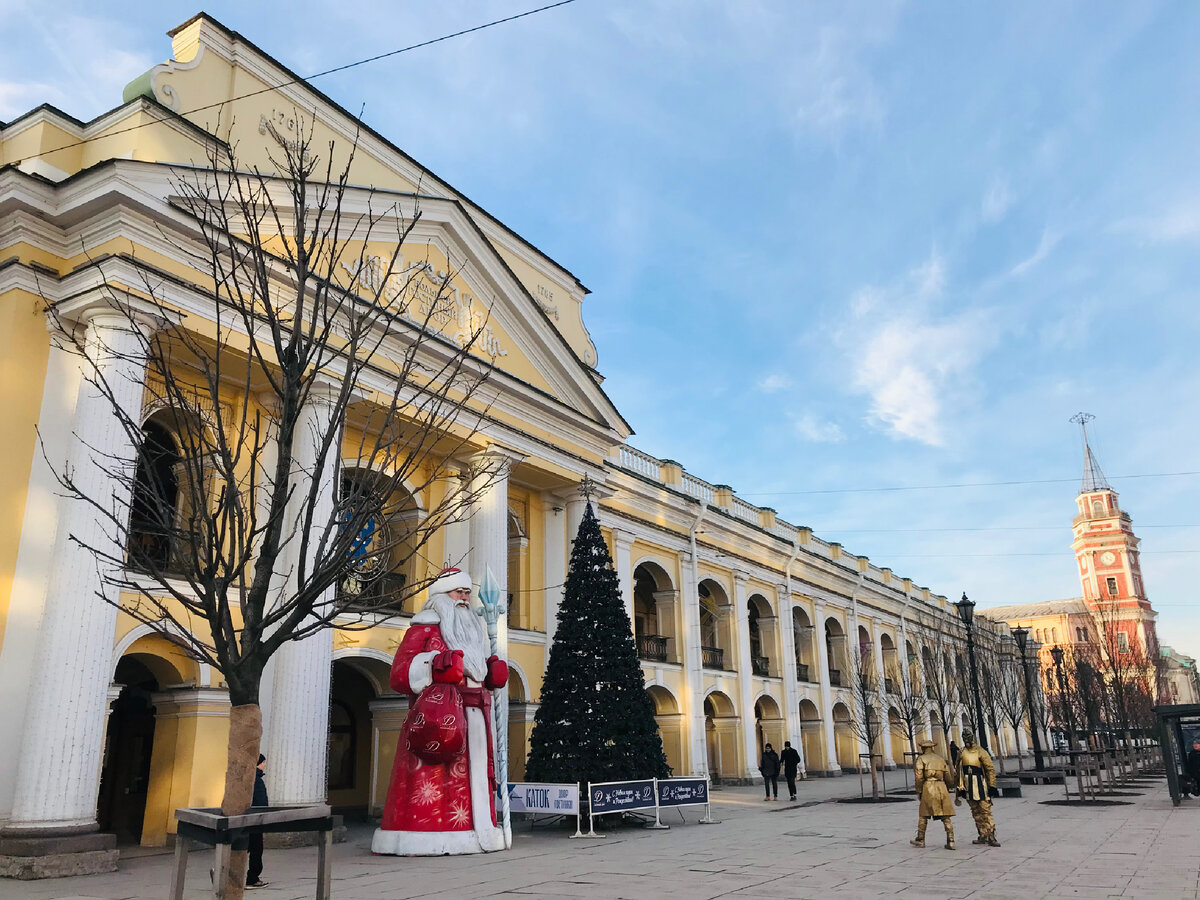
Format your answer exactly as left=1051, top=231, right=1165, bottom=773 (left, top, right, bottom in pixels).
left=954, top=592, right=989, bottom=753
left=1011, top=626, right=1045, bottom=771
left=1049, top=645, right=1077, bottom=751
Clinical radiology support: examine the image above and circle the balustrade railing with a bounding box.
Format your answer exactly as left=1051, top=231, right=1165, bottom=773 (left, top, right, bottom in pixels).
left=828, top=668, right=842, bottom=687
left=637, top=634, right=669, bottom=662
left=701, top=645, right=726, bottom=669
left=614, top=445, right=662, bottom=480
left=796, top=661, right=811, bottom=682
left=752, top=655, right=770, bottom=677
left=884, top=678, right=897, bottom=694
left=681, top=473, right=715, bottom=504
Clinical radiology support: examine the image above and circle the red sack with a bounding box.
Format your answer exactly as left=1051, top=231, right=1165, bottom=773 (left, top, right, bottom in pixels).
left=405, top=684, right=466, bottom=764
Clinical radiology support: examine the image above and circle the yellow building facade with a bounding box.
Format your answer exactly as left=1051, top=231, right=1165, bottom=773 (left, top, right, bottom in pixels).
left=0, top=14, right=1034, bottom=872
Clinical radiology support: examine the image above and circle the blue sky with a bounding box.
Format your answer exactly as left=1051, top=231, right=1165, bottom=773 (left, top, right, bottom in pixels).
left=3, top=1, right=1198, bottom=655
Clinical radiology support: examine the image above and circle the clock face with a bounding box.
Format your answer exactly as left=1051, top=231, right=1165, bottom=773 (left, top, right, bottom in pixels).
left=1100, top=551, right=1116, bottom=565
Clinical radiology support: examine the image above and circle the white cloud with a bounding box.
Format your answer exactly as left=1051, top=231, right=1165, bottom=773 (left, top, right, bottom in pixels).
left=793, top=414, right=845, bottom=443
left=757, top=373, right=793, bottom=394
left=1113, top=202, right=1200, bottom=244
left=1009, top=227, right=1060, bottom=278
left=981, top=176, right=1013, bottom=222
left=839, top=251, right=997, bottom=446
left=0, top=79, right=59, bottom=120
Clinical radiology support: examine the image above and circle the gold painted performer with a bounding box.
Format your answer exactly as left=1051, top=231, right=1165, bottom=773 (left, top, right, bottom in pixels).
left=956, top=729, right=1000, bottom=847
left=911, top=737, right=956, bottom=849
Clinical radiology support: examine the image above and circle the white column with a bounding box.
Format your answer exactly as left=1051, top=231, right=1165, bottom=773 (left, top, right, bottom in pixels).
left=679, top=549, right=705, bottom=776
left=263, top=385, right=340, bottom=806
left=540, top=494, right=566, bottom=662
left=441, top=461, right=471, bottom=571
left=872, top=627, right=895, bottom=768
left=813, top=600, right=838, bottom=775
left=733, top=572, right=757, bottom=779
left=777, top=584, right=804, bottom=774
left=612, top=528, right=635, bottom=631
left=468, top=447, right=523, bottom=601
left=9, top=308, right=152, bottom=832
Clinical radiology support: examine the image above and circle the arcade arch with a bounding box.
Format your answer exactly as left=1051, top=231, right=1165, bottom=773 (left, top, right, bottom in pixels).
left=703, top=690, right=740, bottom=782
left=825, top=618, right=848, bottom=686
left=832, top=701, right=857, bottom=771
left=698, top=579, right=733, bottom=671
left=798, top=698, right=824, bottom=773
left=792, top=608, right=816, bottom=682
left=633, top=561, right=679, bottom=663
left=748, top=593, right=776, bottom=676
left=646, top=684, right=684, bottom=775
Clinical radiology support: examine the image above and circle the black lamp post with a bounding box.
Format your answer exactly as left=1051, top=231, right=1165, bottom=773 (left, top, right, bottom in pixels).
left=1011, top=626, right=1045, bottom=771
left=954, top=592, right=988, bottom=753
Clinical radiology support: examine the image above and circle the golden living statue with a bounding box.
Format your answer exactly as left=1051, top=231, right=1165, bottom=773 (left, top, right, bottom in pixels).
left=911, top=738, right=955, bottom=850
left=956, top=729, right=1000, bottom=847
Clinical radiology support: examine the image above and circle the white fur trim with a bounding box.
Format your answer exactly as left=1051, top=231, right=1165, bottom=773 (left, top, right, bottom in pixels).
left=408, top=650, right=438, bottom=694
left=371, top=827, right=494, bottom=856
left=429, top=568, right=472, bottom=596
left=412, top=609, right=440, bottom=625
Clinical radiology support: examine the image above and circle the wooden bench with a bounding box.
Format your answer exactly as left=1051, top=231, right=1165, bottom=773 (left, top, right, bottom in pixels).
left=172, top=804, right=333, bottom=900
left=1018, top=769, right=1065, bottom=785
left=994, top=777, right=1021, bottom=798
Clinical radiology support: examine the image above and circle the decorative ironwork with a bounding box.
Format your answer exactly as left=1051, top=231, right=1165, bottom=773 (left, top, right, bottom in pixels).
left=796, top=661, right=811, bottom=682
left=701, top=646, right=725, bottom=670
left=884, top=677, right=897, bottom=694
left=828, top=668, right=842, bottom=687
left=752, top=655, right=770, bottom=677
left=637, top=634, right=669, bottom=662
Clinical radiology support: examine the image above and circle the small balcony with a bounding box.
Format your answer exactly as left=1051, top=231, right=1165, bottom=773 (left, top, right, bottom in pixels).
left=796, top=661, right=811, bottom=682
left=701, top=646, right=726, bottom=670
left=829, top=668, right=842, bottom=687
left=752, top=655, right=770, bottom=677
left=637, top=634, right=669, bottom=663
left=884, top=678, right=897, bottom=694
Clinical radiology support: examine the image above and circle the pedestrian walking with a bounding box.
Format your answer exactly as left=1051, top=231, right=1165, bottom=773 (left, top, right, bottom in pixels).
left=759, top=743, right=780, bottom=801
left=780, top=741, right=802, bottom=801
left=247, top=754, right=269, bottom=889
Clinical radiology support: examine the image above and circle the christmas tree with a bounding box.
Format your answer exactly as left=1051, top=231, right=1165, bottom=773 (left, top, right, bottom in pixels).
left=524, top=501, right=670, bottom=785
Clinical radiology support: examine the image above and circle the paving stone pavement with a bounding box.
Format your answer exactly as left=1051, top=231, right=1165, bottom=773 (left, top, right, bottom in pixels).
left=6, top=772, right=1197, bottom=900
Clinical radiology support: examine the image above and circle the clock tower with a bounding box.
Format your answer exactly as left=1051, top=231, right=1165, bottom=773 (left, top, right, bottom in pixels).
left=1069, top=413, right=1157, bottom=655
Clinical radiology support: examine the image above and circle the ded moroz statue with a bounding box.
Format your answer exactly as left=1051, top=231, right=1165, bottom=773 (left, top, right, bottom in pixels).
left=372, top=568, right=510, bottom=855
left=911, top=737, right=956, bottom=850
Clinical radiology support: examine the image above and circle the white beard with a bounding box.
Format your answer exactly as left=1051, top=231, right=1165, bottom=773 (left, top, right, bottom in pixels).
left=426, top=593, right=489, bottom=682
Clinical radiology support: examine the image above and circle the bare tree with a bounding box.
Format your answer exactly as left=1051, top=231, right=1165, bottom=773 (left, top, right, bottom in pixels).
left=922, top=638, right=958, bottom=757
left=994, top=648, right=1029, bottom=769
left=43, top=125, right=502, bottom=896
left=976, top=645, right=1008, bottom=774
left=846, top=640, right=885, bottom=799
left=887, top=649, right=926, bottom=770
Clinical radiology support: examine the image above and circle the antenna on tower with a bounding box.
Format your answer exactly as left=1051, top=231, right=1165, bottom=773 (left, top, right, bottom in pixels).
left=1070, top=412, right=1110, bottom=492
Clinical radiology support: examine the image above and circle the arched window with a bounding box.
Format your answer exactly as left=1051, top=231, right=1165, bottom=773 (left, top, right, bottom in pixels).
left=1051, top=627, right=1058, bottom=643
left=128, top=420, right=180, bottom=570
left=327, top=700, right=356, bottom=790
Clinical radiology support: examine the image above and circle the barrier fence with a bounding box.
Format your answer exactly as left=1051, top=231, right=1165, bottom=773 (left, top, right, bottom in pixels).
left=567, top=776, right=719, bottom=838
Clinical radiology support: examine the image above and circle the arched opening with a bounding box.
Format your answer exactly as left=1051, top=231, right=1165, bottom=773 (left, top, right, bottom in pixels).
left=100, top=637, right=198, bottom=847
left=832, top=702, right=857, bottom=771
left=793, top=608, right=815, bottom=682
left=634, top=561, right=679, bottom=663
left=698, top=579, right=733, bottom=671
left=507, top=503, right=530, bottom=630
left=825, top=618, right=847, bottom=687
left=336, top=469, right=421, bottom=612
left=799, top=699, right=824, bottom=773
left=888, top=706, right=907, bottom=766
left=127, top=420, right=180, bottom=571
left=880, top=633, right=897, bottom=693
left=328, top=654, right=394, bottom=818
left=754, top=695, right=784, bottom=755
left=647, top=685, right=683, bottom=775
left=507, top=667, right=532, bottom=783
left=857, top=624, right=872, bottom=667
left=703, top=691, right=739, bottom=782
left=748, top=594, right=776, bottom=676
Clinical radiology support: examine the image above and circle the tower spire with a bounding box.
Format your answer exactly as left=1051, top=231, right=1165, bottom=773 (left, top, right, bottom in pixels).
left=1070, top=412, right=1111, bottom=493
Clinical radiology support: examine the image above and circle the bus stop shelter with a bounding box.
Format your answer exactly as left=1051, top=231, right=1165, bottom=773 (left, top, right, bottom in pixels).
left=1154, top=703, right=1200, bottom=806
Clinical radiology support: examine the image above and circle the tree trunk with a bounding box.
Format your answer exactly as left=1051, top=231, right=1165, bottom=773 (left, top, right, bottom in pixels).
left=869, top=754, right=880, bottom=799
left=220, top=704, right=263, bottom=900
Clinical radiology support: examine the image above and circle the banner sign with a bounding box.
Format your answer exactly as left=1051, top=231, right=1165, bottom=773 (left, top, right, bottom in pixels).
left=589, top=779, right=656, bottom=814
left=507, top=783, right=579, bottom=815
left=656, top=777, right=708, bottom=807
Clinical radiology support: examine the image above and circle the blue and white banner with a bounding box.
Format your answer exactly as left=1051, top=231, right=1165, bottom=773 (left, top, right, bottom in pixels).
left=507, top=783, right=579, bottom=815
left=656, top=777, right=709, bottom=807
left=589, top=779, right=657, bottom=814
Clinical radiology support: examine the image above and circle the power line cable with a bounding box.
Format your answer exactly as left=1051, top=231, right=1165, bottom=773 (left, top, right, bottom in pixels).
left=821, top=523, right=1200, bottom=534
left=9, top=0, right=581, bottom=165
left=739, top=470, right=1200, bottom=497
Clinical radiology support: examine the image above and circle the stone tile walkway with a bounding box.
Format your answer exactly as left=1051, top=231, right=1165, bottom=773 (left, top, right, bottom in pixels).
left=8, top=772, right=1197, bottom=899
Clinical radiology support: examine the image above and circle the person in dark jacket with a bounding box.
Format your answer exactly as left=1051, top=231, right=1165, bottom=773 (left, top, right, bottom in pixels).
left=780, top=741, right=802, bottom=801
left=1185, top=740, right=1200, bottom=796
left=247, top=754, right=269, bottom=889
left=949, top=740, right=961, bottom=771
left=759, top=743, right=781, bottom=801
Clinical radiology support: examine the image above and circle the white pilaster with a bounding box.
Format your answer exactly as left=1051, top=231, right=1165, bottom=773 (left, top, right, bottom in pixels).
left=612, top=529, right=635, bottom=630
left=776, top=584, right=804, bottom=776
left=468, top=447, right=523, bottom=600
left=9, top=308, right=153, bottom=832
left=733, top=572, right=756, bottom=779
left=679, top=548, right=705, bottom=776
left=263, top=385, right=340, bottom=806
left=540, top=494, right=567, bottom=661
left=872, top=627, right=895, bottom=768
left=441, top=462, right=471, bottom=571
left=813, top=600, right=839, bottom=775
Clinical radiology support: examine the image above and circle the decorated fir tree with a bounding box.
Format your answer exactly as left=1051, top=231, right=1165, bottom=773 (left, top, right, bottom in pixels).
left=524, top=501, right=670, bottom=785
